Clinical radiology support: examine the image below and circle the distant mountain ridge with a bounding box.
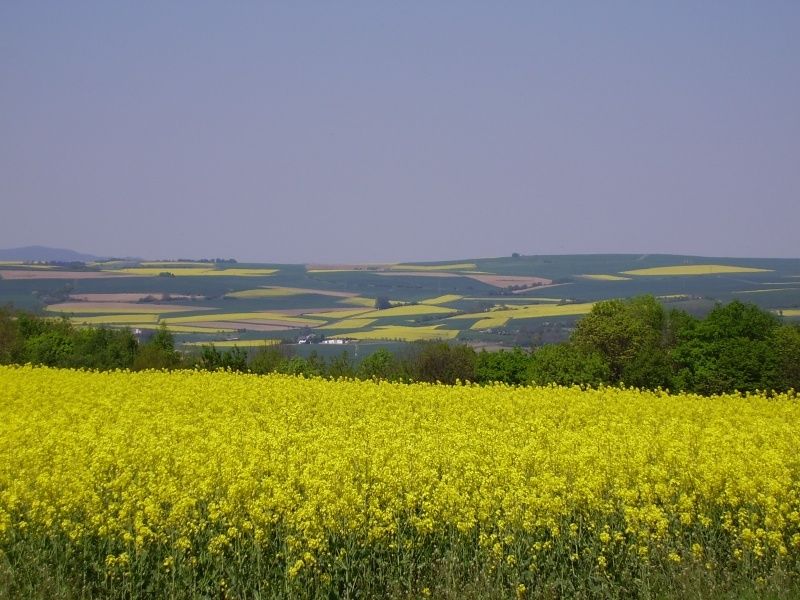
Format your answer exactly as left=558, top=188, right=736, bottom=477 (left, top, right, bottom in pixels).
left=0, top=246, right=105, bottom=262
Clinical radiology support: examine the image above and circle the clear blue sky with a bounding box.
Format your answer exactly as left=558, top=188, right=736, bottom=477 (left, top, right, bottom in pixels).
left=2, top=2, right=798, bottom=262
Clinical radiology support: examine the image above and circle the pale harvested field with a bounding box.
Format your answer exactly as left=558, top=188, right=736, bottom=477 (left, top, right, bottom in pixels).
left=0, top=270, right=131, bottom=280
left=467, top=274, right=552, bottom=288
left=46, top=302, right=208, bottom=314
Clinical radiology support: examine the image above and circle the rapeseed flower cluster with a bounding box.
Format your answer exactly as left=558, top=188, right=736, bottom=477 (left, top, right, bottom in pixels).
left=1, top=365, right=799, bottom=598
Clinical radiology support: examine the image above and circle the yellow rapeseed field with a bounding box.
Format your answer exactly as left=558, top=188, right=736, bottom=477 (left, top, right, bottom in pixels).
left=138, top=261, right=213, bottom=268
left=70, top=314, right=160, bottom=325
left=2, top=366, right=800, bottom=598
left=390, top=263, right=477, bottom=271
left=450, top=302, right=595, bottom=322
left=128, top=324, right=237, bottom=333
left=622, top=264, right=772, bottom=276
left=317, top=318, right=377, bottom=330
left=182, top=339, right=281, bottom=348
left=331, top=325, right=459, bottom=341
left=420, top=294, right=463, bottom=305
left=356, top=305, right=457, bottom=319
left=581, top=274, right=631, bottom=281
left=162, top=312, right=324, bottom=326
left=310, top=308, right=374, bottom=319
left=340, top=296, right=399, bottom=308
left=470, top=316, right=510, bottom=330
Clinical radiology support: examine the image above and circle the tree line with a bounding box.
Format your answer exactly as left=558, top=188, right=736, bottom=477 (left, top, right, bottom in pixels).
left=1, top=296, right=798, bottom=394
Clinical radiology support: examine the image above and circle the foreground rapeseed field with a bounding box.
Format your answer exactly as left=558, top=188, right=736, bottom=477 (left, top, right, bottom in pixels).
left=1, top=367, right=800, bottom=598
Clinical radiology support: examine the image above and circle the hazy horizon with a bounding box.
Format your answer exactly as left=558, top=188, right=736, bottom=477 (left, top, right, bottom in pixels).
left=2, top=3, right=799, bottom=262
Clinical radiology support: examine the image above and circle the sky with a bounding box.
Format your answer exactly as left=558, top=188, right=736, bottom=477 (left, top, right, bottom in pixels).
left=1, top=2, right=799, bottom=263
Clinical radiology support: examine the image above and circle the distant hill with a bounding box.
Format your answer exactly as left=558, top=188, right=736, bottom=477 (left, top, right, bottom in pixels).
left=0, top=246, right=105, bottom=262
